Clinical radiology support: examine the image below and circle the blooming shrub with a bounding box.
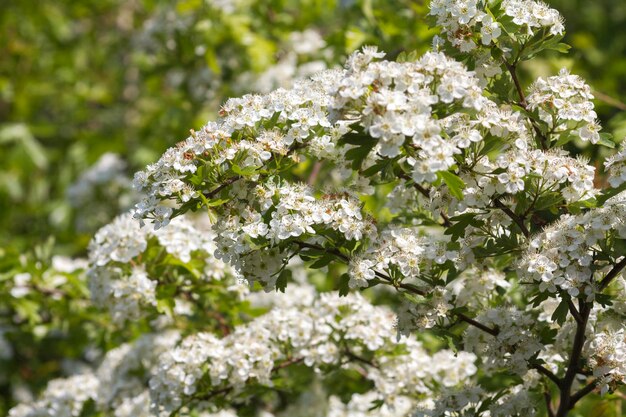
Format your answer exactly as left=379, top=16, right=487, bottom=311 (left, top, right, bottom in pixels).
left=5, top=1, right=626, bottom=417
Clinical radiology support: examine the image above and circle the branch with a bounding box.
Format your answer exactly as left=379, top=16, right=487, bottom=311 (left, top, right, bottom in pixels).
left=203, top=175, right=240, bottom=199
left=592, top=90, right=626, bottom=111
left=570, top=379, right=599, bottom=407
left=399, top=173, right=451, bottom=227
left=456, top=313, right=499, bottom=336
left=566, top=299, right=583, bottom=325
left=505, top=61, right=527, bottom=107
left=555, top=302, right=591, bottom=417
left=504, top=60, right=549, bottom=150
left=493, top=198, right=530, bottom=238
left=293, top=241, right=349, bottom=262
left=532, top=364, right=562, bottom=387
left=599, top=257, right=626, bottom=291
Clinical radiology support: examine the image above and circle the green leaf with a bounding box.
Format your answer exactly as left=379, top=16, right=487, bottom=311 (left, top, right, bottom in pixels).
left=538, top=327, right=558, bottom=345
left=480, top=135, right=505, bottom=156
left=309, top=254, right=335, bottom=269
left=275, top=269, right=291, bottom=293
left=597, top=132, right=615, bottom=148
left=231, top=164, right=258, bottom=176
left=551, top=299, right=569, bottom=326
left=337, top=273, right=351, bottom=297
left=445, top=213, right=483, bottom=241
left=437, top=171, right=466, bottom=200
left=156, top=297, right=175, bottom=316
left=567, top=198, right=597, bottom=214
left=338, top=131, right=377, bottom=146
left=345, top=145, right=375, bottom=170
left=548, top=42, right=571, bottom=53
left=597, top=182, right=626, bottom=205
left=206, top=198, right=230, bottom=207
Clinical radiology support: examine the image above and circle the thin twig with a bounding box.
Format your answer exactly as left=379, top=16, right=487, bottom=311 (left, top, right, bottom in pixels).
left=307, top=161, right=323, bottom=185
left=456, top=313, right=499, bottom=336
left=566, top=299, right=583, bottom=325
left=599, top=257, right=626, bottom=291
left=504, top=60, right=549, bottom=150
left=533, top=364, right=562, bottom=387
left=570, top=379, right=599, bottom=407
left=505, top=61, right=528, bottom=107
left=493, top=198, right=530, bottom=238
left=592, top=90, right=626, bottom=111
left=544, top=390, right=556, bottom=417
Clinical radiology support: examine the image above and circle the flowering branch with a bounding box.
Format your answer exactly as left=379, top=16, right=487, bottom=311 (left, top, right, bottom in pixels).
left=504, top=60, right=550, bottom=150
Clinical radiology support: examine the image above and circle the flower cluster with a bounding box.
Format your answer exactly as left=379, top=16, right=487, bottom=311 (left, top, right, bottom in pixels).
left=587, top=329, right=626, bottom=395
left=348, top=227, right=457, bottom=289
left=149, top=293, right=476, bottom=416
left=131, top=70, right=341, bottom=229
left=527, top=68, right=601, bottom=144
left=457, top=145, right=597, bottom=209
left=88, top=213, right=237, bottom=323
left=211, top=180, right=376, bottom=289
left=503, top=0, right=564, bottom=34
left=9, top=374, right=100, bottom=417
left=520, top=194, right=626, bottom=298
left=604, top=143, right=626, bottom=188
left=415, top=384, right=537, bottom=417
left=464, top=308, right=543, bottom=374
left=430, top=0, right=564, bottom=53
left=336, top=49, right=494, bottom=183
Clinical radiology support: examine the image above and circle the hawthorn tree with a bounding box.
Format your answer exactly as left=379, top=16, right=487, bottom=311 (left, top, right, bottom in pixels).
left=7, top=1, right=626, bottom=417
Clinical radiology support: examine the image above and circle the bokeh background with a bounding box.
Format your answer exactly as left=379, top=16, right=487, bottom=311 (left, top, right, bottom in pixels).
left=1, top=0, right=625, bottom=414
left=2, top=0, right=625, bottom=252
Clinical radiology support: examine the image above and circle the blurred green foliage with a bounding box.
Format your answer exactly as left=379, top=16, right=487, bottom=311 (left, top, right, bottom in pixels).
left=0, top=0, right=436, bottom=253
